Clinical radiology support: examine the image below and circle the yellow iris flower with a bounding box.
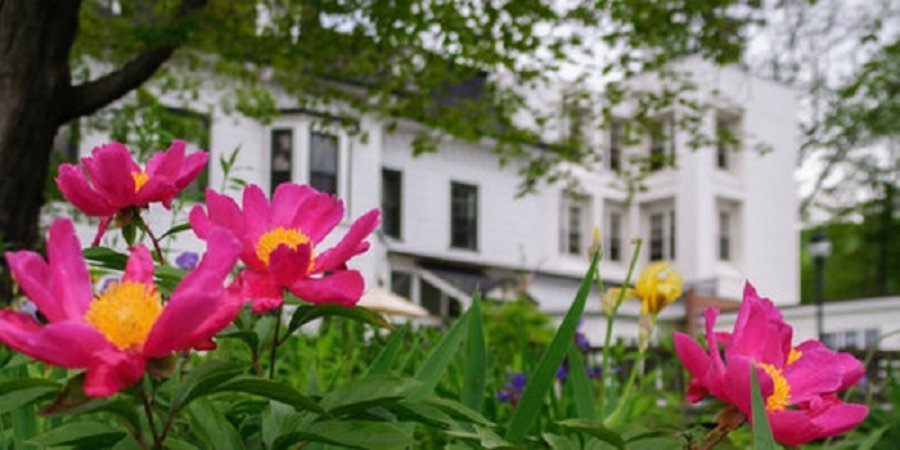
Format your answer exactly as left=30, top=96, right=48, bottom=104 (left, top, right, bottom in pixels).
left=635, top=261, right=683, bottom=316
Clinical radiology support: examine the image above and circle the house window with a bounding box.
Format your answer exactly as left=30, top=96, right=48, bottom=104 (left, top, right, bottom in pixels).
left=607, top=211, right=622, bottom=261
left=608, top=121, right=622, bottom=172
left=719, top=211, right=731, bottom=261
left=716, top=112, right=740, bottom=171
left=649, top=116, right=675, bottom=171
left=381, top=169, right=403, bottom=239
left=559, top=195, right=589, bottom=256
left=843, top=331, right=860, bottom=350
left=865, top=329, right=880, bottom=348
left=270, top=129, right=293, bottom=194
left=450, top=182, right=478, bottom=250
left=390, top=271, right=412, bottom=299
left=648, top=208, right=675, bottom=261
left=309, top=131, right=338, bottom=195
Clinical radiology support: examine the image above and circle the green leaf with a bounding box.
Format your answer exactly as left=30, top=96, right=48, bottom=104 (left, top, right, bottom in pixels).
left=170, top=360, right=245, bottom=413
left=389, top=400, right=456, bottom=428
left=0, top=378, right=60, bottom=414
left=750, top=367, right=777, bottom=450
left=122, top=221, right=137, bottom=246
left=286, top=303, right=393, bottom=337
left=858, top=424, right=890, bottom=450
left=567, top=347, right=597, bottom=420
left=556, top=419, right=625, bottom=449
left=83, top=246, right=128, bottom=270
left=364, top=326, right=408, bottom=377
left=505, top=251, right=600, bottom=443
left=424, top=396, right=493, bottom=426
left=413, top=306, right=472, bottom=397
left=219, top=330, right=260, bottom=357
left=461, top=291, right=486, bottom=412
left=319, top=375, right=421, bottom=415
left=26, top=421, right=127, bottom=448
left=443, top=426, right=516, bottom=449
left=159, top=223, right=193, bottom=240
left=213, top=376, right=326, bottom=414
left=44, top=397, right=143, bottom=435
left=543, top=433, right=579, bottom=450
left=187, top=397, right=245, bottom=450
left=274, top=420, right=414, bottom=450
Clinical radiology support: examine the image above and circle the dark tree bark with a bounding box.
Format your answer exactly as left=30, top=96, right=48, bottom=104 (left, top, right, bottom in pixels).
left=0, top=0, right=206, bottom=301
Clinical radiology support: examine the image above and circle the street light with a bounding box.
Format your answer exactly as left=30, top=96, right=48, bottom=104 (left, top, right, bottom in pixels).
left=809, top=229, right=831, bottom=342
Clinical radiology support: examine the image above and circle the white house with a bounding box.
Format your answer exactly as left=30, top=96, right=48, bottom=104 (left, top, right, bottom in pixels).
left=68, top=58, right=804, bottom=346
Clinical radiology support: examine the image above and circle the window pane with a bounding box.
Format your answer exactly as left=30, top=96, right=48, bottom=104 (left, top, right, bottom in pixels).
left=650, top=213, right=664, bottom=261
left=390, top=271, right=412, bottom=299
left=381, top=169, right=402, bottom=239
left=608, top=212, right=621, bottom=261
left=451, top=182, right=478, bottom=250
left=310, top=132, right=338, bottom=194
left=865, top=329, right=879, bottom=348
left=271, top=129, right=293, bottom=194
left=716, top=117, right=729, bottom=170
left=669, top=210, right=676, bottom=260
left=609, top=122, right=621, bottom=172
left=719, top=211, right=731, bottom=261
left=567, top=204, right=582, bottom=254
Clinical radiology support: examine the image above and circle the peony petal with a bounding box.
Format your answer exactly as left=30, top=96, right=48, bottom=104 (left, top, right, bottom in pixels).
left=721, top=355, right=772, bottom=417
left=91, top=216, right=113, bottom=247
left=189, top=204, right=214, bottom=239
left=5, top=251, right=57, bottom=320
left=146, top=140, right=185, bottom=179
left=123, top=245, right=155, bottom=284
left=56, top=164, right=117, bottom=216
left=287, top=270, right=364, bottom=307
left=783, top=346, right=843, bottom=403
left=268, top=244, right=311, bottom=288
left=0, top=313, right=115, bottom=368
left=240, top=270, right=284, bottom=313
left=47, top=219, right=93, bottom=320
left=242, top=185, right=272, bottom=241
left=271, top=183, right=316, bottom=226
left=292, top=191, right=344, bottom=243
left=82, top=143, right=140, bottom=208
left=175, top=151, right=209, bottom=189
left=809, top=402, right=867, bottom=441
left=769, top=409, right=818, bottom=446
left=313, top=209, right=380, bottom=273
left=83, top=349, right=146, bottom=397
left=674, top=332, right=711, bottom=382
left=144, top=228, right=242, bottom=357
left=795, top=340, right=865, bottom=391
left=134, top=176, right=178, bottom=208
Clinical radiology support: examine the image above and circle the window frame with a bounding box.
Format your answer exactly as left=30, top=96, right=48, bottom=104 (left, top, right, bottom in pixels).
left=308, top=130, right=339, bottom=195
left=381, top=168, right=403, bottom=240
left=559, top=194, right=590, bottom=256
left=450, top=181, right=479, bottom=251
left=270, top=128, right=294, bottom=195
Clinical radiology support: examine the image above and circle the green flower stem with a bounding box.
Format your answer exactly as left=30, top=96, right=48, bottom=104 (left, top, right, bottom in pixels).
left=268, top=305, right=284, bottom=379
left=603, top=343, right=645, bottom=428
left=138, top=379, right=161, bottom=449
left=599, top=238, right=642, bottom=414
left=134, top=214, right=166, bottom=265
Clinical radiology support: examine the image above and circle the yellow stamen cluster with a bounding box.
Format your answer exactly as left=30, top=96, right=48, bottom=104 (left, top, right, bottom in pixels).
left=758, top=363, right=791, bottom=412
left=255, top=227, right=312, bottom=266
left=787, top=347, right=803, bottom=365
left=131, top=171, right=149, bottom=193
left=85, top=281, right=162, bottom=350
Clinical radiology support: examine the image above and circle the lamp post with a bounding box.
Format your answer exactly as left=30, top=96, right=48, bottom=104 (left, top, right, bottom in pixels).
left=809, top=229, right=831, bottom=342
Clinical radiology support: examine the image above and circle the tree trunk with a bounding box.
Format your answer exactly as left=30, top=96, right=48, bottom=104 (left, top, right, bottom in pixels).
left=0, top=1, right=81, bottom=301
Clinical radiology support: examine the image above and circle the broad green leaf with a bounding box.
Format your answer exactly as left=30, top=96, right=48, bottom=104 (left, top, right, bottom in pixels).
left=413, top=307, right=472, bottom=397
left=556, top=419, right=625, bottom=449
left=286, top=303, right=392, bottom=336
left=364, top=326, right=408, bottom=377
left=389, top=400, right=456, bottom=428
left=543, top=433, right=579, bottom=450
left=171, top=360, right=245, bottom=413
left=319, top=375, right=421, bottom=415
left=567, top=347, right=597, bottom=420
left=219, top=330, right=260, bottom=357
left=443, top=426, right=517, bottom=449
left=26, top=421, right=126, bottom=448
left=859, top=424, right=890, bottom=450
left=83, top=246, right=128, bottom=270
left=273, top=420, right=413, bottom=450
left=424, top=396, right=493, bottom=426
left=750, top=367, right=777, bottom=450
left=461, top=291, right=486, bottom=412
left=0, top=378, right=60, bottom=414
left=44, top=397, right=142, bottom=435
left=187, top=397, right=245, bottom=450
left=214, top=376, right=325, bottom=414
left=505, top=252, right=600, bottom=443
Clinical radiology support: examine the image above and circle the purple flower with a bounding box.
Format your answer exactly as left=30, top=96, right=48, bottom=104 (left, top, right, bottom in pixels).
left=575, top=331, right=591, bottom=352
left=510, top=373, right=527, bottom=389
left=176, top=251, right=199, bottom=270
left=586, top=365, right=603, bottom=379
left=556, top=365, right=569, bottom=380
left=498, top=373, right=527, bottom=404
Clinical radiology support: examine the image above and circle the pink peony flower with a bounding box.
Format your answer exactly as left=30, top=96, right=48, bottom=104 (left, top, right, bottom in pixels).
left=0, top=219, right=241, bottom=397
left=674, top=282, right=868, bottom=446
left=56, top=141, right=208, bottom=245
left=188, top=184, right=380, bottom=313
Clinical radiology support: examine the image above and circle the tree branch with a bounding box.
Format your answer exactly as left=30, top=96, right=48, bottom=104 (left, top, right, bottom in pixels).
left=59, top=0, right=207, bottom=124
